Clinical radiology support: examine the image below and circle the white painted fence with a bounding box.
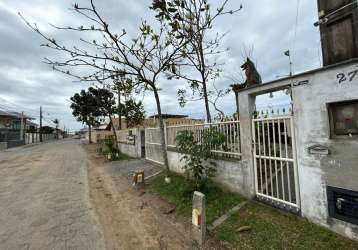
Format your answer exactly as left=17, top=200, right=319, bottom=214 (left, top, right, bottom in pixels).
left=144, top=119, right=241, bottom=164
left=25, top=133, right=55, bottom=144
left=166, top=119, right=242, bottom=159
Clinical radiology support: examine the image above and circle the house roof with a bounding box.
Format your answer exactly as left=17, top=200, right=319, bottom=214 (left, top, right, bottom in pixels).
left=27, top=121, right=38, bottom=127
left=148, top=114, right=188, bottom=119
left=0, top=110, right=34, bottom=120
left=95, top=124, right=110, bottom=130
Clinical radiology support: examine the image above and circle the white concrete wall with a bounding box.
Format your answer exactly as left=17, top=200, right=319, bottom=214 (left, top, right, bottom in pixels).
left=117, top=128, right=142, bottom=158
left=237, top=59, right=358, bottom=240
left=167, top=150, right=251, bottom=197
left=25, top=133, right=55, bottom=144
left=292, top=62, right=358, bottom=239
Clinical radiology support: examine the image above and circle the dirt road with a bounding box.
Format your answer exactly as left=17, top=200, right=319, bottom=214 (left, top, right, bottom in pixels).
left=0, top=140, right=105, bottom=250
left=85, top=144, right=193, bottom=250
left=0, top=139, right=199, bottom=250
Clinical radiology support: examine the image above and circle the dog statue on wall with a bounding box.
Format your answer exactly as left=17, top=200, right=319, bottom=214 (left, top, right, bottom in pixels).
left=231, top=57, right=262, bottom=92
left=241, top=57, right=262, bottom=88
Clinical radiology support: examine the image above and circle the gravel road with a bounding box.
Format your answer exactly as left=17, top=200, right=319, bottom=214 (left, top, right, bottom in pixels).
left=0, top=139, right=105, bottom=250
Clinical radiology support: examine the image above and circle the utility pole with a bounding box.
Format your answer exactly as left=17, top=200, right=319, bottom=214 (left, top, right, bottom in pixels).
left=20, top=111, right=24, bottom=141
left=40, top=106, right=43, bottom=142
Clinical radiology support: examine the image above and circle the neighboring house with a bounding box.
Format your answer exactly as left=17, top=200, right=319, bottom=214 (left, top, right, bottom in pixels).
left=0, top=110, right=36, bottom=131
left=84, top=123, right=113, bottom=143
left=144, top=114, right=203, bottom=127
left=0, top=110, right=22, bottom=130
left=41, top=126, right=55, bottom=134
left=110, top=117, right=128, bottom=130
left=26, top=121, right=38, bottom=132
left=0, top=110, right=35, bottom=148
left=110, top=114, right=202, bottom=131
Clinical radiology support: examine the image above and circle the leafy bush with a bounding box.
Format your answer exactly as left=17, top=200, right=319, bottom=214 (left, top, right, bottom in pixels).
left=175, top=128, right=225, bottom=190
left=101, top=138, right=118, bottom=159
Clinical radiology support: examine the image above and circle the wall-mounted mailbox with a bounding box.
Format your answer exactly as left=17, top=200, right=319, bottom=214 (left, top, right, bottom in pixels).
left=127, top=135, right=135, bottom=141
left=308, top=144, right=330, bottom=155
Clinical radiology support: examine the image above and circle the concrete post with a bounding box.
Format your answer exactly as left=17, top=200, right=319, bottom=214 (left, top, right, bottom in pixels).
left=238, top=92, right=256, bottom=198
left=192, top=191, right=206, bottom=246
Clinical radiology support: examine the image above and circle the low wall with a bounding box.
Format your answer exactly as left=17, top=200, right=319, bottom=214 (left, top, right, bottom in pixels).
left=0, top=142, right=7, bottom=151
left=116, top=128, right=142, bottom=158
left=118, top=141, right=139, bottom=158
left=167, top=149, right=252, bottom=197
left=25, top=133, right=55, bottom=144
left=115, top=127, right=251, bottom=197
left=7, top=140, right=24, bottom=148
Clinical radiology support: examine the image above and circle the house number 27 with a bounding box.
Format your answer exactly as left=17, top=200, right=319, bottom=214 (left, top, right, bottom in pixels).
left=337, top=70, right=357, bottom=84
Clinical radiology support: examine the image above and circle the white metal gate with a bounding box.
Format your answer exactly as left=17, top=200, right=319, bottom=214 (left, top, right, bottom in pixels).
left=252, top=115, right=300, bottom=210
left=145, top=127, right=164, bottom=165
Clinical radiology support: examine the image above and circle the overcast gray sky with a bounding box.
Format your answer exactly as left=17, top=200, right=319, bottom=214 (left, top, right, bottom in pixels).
left=0, top=0, right=321, bottom=131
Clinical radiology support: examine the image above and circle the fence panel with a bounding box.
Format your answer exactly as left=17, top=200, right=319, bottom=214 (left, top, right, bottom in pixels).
left=145, top=127, right=164, bottom=165
left=166, top=119, right=241, bottom=159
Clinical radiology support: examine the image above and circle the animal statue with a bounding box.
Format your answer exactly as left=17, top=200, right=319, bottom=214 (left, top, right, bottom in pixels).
left=230, top=58, right=262, bottom=112
left=241, top=57, right=262, bottom=88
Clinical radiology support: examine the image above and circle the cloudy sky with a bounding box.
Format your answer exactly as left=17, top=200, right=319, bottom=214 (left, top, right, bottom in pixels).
left=0, top=0, right=321, bottom=131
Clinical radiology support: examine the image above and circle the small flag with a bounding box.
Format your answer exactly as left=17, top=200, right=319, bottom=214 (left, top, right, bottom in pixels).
left=284, top=50, right=290, bottom=57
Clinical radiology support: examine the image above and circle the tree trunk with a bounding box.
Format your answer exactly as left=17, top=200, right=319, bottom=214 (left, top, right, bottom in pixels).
left=198, top=34, right=211, bottom=122
left=153, top=88, right=170, bottom=176
left=88, top=124, right=92, bottom=144
left=117, top=88, right=122, bottom=130
left=109, top=115, right=119, bottom=150
left=202, top=78, right=211, bottom=122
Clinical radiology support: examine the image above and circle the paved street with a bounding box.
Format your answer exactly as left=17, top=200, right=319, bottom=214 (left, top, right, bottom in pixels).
left=0, top=140, right=105, bottom=250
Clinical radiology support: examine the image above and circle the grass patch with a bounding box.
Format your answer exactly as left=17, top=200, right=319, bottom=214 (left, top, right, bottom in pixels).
left=149, top=173, right=245, bottom=225
left=111, top=151, right=131, bottom=161
left=216, top=202, right=358, bottom=250
left=149, top=173, right=358, bottom=250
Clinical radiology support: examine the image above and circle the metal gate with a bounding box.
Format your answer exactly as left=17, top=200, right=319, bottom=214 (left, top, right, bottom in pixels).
left=252, top=115, right=300, bottom=210
left=145, top=127, right=164, bottom=165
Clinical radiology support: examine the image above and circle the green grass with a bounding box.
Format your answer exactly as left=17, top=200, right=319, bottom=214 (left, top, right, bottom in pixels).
left=149, top=173, right=245, bottom=224
left=216, top=202, right=358, bottom=250
left=149, top=174, right=358, bottom=250
left=112, top=151, right=131, bottom=161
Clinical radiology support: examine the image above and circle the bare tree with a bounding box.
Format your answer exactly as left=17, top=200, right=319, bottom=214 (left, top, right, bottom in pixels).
left=20, top=0, right=191, bottom=178
left=151, top=0, right=242, bottom=122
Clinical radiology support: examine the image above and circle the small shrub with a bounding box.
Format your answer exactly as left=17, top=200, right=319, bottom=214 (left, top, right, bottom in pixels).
left=100, top=138, right=128, bottom=161
left=175, top=128, right=225, bottom=190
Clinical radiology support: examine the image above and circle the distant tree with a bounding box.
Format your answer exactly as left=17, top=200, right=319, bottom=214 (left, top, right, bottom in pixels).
left=151, top=0, right=242, bottom=122
left=41, top=126, right=55, bottom=134
left=122, top=99, right=145, bottom=128
left=89, top=87, right=119, bottom=146
left=70, top=89, right=100, bottom=144
left=112, top=76, right=133, bottom=130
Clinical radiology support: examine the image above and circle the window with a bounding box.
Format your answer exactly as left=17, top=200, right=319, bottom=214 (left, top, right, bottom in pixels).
left=329, top=100, right=358, bottom=138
